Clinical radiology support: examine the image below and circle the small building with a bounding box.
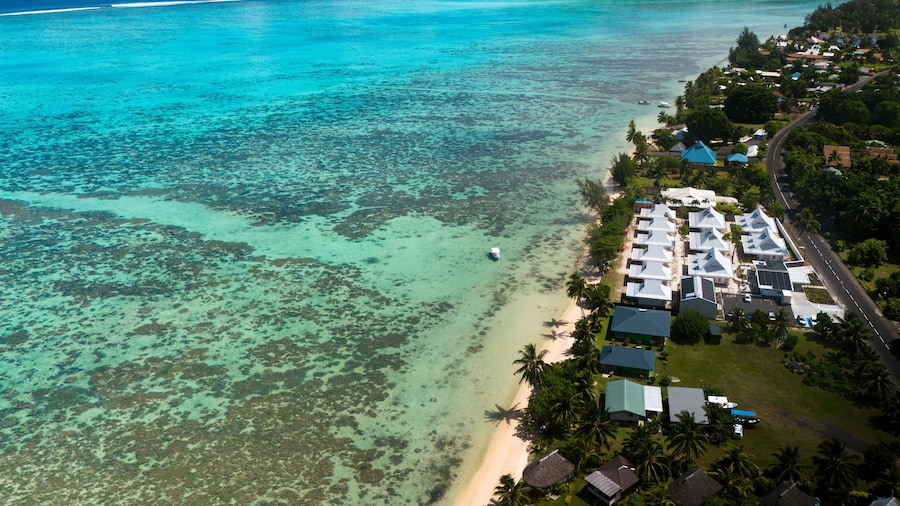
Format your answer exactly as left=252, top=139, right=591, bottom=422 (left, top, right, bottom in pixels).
left=668, top=468, right=723, bottom=506
left=752, top=261, right=793, bottom=303
left=522, top=449, right=575, bottom=491
left=707, top=323, right=722, bottom=345
left=585, top=455, right=640, bottom=505
left=667, top=386, right=708, bottom=424
left=689, top=228, right=729, bottom=253
left=823, top=144, right=851, bottom=168
left=680, top=141, right=717, bottom=165
left=600, top=346, right=657, bottom=378
left=644, top=385, right=663, bottom=416
left=625, top=279, right=672, bottom=309
left=605, top=380, right=647, bottom=423
left=688, top=207, right=727, bottom=232
left=639, top=203, right=676, bottom=221
left=741, top=229, right=789, bottom=261
left=635, top=230, right=675, bottom=248
left=679, top=276, right=718, bottom=319
left=631, top=244, right=673, bottom=264
left=609, top=306, right=672, bottom=345
left=735, top=207, right=777, bottom=233
left=760, top=482, right=818, bottom=506
left=637, top=216, right=677, bottom=233
left=685, top=249, right=734, bottom=285
left=629, top=261, right=672, bottom=282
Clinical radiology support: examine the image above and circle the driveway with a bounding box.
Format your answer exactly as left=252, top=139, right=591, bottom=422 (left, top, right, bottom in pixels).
left=721, top=293, right=793, bottom=322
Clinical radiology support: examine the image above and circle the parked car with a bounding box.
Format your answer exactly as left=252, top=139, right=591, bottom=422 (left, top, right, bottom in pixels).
left=768, top=311, right=776, bottom=322
left=733, top=424, right=744, bottom=439
left=743, top=294, right=752, bottom=303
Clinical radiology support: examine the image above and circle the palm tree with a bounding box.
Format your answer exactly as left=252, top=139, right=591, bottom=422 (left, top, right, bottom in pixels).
left=794, top=208, right=821, bottom=235
left=513, top=344, right=548, bottom=387
left=858, top=362, right=897, bottom=404
left=637, top=440, right=672, bottom=484
left=622, top=424, right=656, bottom=462
left=626, top=120, right=637, bottom=144
left=633, top=132, right=649, bottom=169
left=564, top=436, right=604, bottom=473
left=812, top=438, right=859, bottom=501
left=826, top=149, right=843, bottom=167
left=767, top=445, right=806, bottom=484
left=571, top=336, right=602, bottom=377
left=494, top=474, right=530, bottom=506
left=836, top=312, right=871, bottom=358
left=667, top=411, right=709, bottom=466
left=649, top=159, right=668, bottom=186
left=566, top=272, right=588, bottom=318
left=771, top=309, right=791, bottom=345
left=583, top=283, right=613, bottom=316
left=572, top=403, right=615, bottom=452
left=713, top=444, right=759, bottom=479
left=727, top=307, right=751, bottom=333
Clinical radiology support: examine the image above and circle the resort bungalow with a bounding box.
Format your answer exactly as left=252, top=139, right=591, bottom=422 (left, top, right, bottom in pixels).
left=741, top=229, right=789, bottom=261
left=735, top=207, right=777, bottom=233
left=679, top=276, right=718, bottom=319
left=522, top=450, right=575, bottom=492
left=609, top=306, right=672, bottom=345
left=680, top=141, right=717, bottom=166
left=688, top=228, right=729, bottom=253
left=625, top=279, right=672, bottom=309
left=635, top=230, right=675, bottom=248
left=631, top=244, right=673, bottom=264
left=685, top=249, right=734, bottom=285
left=667, top=386, right=708, bottom=424
left=637, top=216, right=676, bottom=234
left=668, top=468, right=723, bottom=506
left=628, top=260, right=672, bottom=282
left=639, top=204, right=675, bottom=221
left=600, top=346, right=657, bottom=378
left=688, top=207, right=727, bottom=233
left=585, top=455, right=640, bottom=505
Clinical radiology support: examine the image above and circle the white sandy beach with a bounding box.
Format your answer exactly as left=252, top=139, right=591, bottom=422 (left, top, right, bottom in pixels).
left=454, top=295, right=584, bottom=506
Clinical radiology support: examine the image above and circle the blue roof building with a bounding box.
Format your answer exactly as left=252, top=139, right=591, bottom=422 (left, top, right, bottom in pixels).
left=680, top=141, right=717, bottom=165
left=600, top=346, right=657, bottom=377
left=610, top=306, right=672, bottom=344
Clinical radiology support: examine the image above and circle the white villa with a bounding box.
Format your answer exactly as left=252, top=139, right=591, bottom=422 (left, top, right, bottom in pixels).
left=686, top=249, right=734, bottom=284
left=736, top=207, right=777, bottom=233
left=635, top=230, right=675, bottom=248
left=626, top=279, right=672, bottom=308
left=629, top=261, right=672, bottom=281
left=639, top=204, right=675, bottom=221
left=742, top=229, right=789, bottom=261
left=689, top=228, right=730, bottom=253
left=637, top=216, right=676, bottom=234
left=688, top=207, right=727, bottom=233
left=631, top=244, right=673, bottom=264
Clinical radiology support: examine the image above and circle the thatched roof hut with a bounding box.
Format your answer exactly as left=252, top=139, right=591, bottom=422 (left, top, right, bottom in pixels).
left=522, top=449, right=574, bottom=490
left=667, top=468, right=723, bottom=506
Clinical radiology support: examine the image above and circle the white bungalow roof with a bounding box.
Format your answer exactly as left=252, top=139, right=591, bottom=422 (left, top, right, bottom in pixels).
left=644, top=385, right=663, bottom=413
left=688, top=207, right=726, bottom=231
left=742, top=229, right=788, bottom=258
left=689, top=228, right=729, bottom=252
left=736, top=207, right=776, bottom=232
left=686, top=249, right=734, bottom=280
left=637, top=216, right=676, bottom=233
left=661, top=186, right=716, bottom=208
left=635, top=230, right=674, bottom=248
left=629, top=261, right=672, bottom=281
left=631, top=244, right=673, bottom=264
left=639, top=204, right=675, bottom=220
left=626, top=279, right=672, bottom=301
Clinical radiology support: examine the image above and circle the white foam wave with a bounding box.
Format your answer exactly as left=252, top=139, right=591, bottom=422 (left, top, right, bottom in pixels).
left=0, top=7, right=101, bottom=16
left=110, top=0, right=237, bottom=8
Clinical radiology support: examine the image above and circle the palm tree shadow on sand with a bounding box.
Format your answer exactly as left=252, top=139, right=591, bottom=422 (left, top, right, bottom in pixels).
left=484, top=403, right=522, bottom=425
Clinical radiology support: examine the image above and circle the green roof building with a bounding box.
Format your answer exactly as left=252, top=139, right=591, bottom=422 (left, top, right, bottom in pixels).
left=605, top=379, right=646, bottom=423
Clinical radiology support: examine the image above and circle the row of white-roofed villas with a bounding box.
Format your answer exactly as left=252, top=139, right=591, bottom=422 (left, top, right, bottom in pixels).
left=735, top=207, right=790, bottom=262
left=626, top=204, right=677, bottom=309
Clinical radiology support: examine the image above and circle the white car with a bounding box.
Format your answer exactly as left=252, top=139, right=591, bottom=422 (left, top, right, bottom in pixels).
left=733, top=424, right=744, bottom=440
left=743, top=294, right=752, bottom=303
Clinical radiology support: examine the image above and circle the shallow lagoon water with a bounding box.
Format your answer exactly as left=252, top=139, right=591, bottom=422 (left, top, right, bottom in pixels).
left=1, top=0, right=829, bottom=503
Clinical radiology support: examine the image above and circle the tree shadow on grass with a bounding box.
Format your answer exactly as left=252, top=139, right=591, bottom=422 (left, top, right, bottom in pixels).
left=484, top=403, right=522, bottom=426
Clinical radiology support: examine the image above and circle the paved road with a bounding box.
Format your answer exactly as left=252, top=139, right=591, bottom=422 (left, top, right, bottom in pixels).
left=765, top=71, right=900, bottom=382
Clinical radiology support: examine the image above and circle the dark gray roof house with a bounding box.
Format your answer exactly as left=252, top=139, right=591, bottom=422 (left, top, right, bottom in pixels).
left=679, top=276, right=717, bottom=319
left=610, top=306, right=671, bottom=344
left=668, top=468, right=723, bottom=506
left=585, top=455, right=640, bottom=505
left=522, top=449, right=575, bottom=491
left=760, top=482, right=818, bottom=506
left=667, top=386, right=708, bottom=424
left=600, top=346, right=657, bottom=377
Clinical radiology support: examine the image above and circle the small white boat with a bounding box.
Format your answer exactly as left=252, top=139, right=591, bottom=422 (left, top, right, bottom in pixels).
left=489, top=247, right=500, bottom=260
left=658, top=101, right=671, bottom=108
left=638, top=100, right=650, bottom=105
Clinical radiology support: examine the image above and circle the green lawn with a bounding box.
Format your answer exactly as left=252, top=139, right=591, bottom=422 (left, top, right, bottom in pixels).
left=661, top=330, right=894, bottom=471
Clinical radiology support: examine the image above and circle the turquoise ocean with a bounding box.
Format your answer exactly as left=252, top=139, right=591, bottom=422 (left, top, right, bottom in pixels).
left=1, top=1, right=828, bottom=503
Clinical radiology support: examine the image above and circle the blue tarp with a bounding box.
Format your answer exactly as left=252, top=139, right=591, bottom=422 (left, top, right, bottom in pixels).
left=726, top=153, right=748, bottom=163
left=680, top=141, right=717, bottom=165
left=731, top=409, right=756, bottom=417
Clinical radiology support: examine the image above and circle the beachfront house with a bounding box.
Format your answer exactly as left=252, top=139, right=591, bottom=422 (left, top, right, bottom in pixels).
left=522, top=449, right=575, bottom=492
left=639, top=204, right=676, bottom=221
left=628, top=261, right=672, bottom=282
left=631, top=244, right=673, bottom=264
left=637, top=216, right=676, bottom=234
left=609, top=306, right=672, bottom=345
left=600, top=346, right=657, bottom=378
left=585, top=455, right=640, bottom=505
left=605, top=379, right=646, bottom=423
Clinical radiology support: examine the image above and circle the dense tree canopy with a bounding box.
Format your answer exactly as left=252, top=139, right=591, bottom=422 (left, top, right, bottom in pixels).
left=724, top=85, right=778, bottom=124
